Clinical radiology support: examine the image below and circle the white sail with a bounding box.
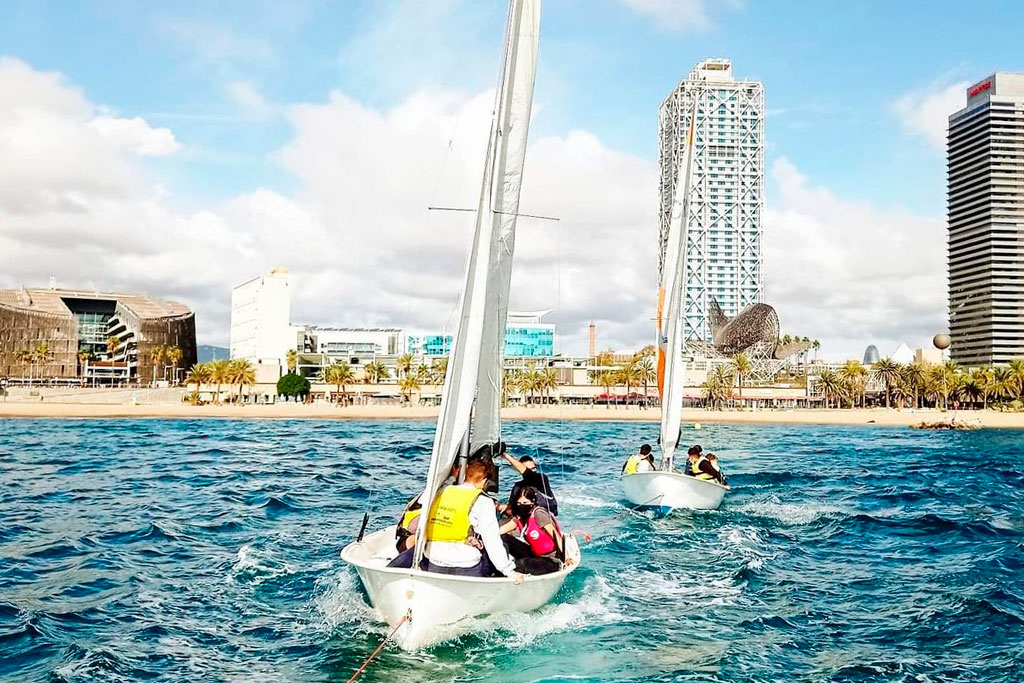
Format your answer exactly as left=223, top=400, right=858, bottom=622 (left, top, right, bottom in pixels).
left=657, top=100, right=698, bottom=471
left=470, top=0, right=540, bottom=455
left=415, top=0, right=541, bottom=566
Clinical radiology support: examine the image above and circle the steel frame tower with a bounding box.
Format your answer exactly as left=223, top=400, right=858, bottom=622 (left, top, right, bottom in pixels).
left=659, top=58, right=764, bottom=344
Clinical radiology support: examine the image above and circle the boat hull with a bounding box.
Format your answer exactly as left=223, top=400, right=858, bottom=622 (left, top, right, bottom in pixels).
left=620, top=470, right=728, bottom=511
left=340, top=526, right=580, bottom=650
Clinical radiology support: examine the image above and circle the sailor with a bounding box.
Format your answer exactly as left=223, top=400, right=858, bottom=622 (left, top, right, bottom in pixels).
left=499, top=486, right=564, bottom=575
left=468, top=442, right=500, bottom=494
left=684, top=445, right=717, bottom=481
left=501, top=447, right=558, bottom=515
left=705, top=452, right=727, bottom=485
left=422, top=460, right=522, bottom=581
left=394, top=493, right=424, bottom=553
left=622, top=444, right=655, bottom=474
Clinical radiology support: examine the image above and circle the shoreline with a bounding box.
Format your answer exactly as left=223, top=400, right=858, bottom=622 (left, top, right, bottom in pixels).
left=1, top=401, right=1022, bottom=428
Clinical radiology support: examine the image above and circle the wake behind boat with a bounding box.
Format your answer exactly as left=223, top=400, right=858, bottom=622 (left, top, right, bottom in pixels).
left=620, top=90, right=730, bottom=513
left=340, top=0, right=582, bottom=652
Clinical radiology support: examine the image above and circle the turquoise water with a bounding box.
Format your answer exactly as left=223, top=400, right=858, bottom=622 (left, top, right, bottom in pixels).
left=1, top=419, right=1022, bottom=682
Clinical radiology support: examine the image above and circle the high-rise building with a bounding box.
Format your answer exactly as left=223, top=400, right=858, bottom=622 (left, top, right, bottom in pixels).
left=659, top=58, right=764, bottom=343
left=230, top=268, right=294, bottom=367
left=948, top=72, right=1024, bottom=366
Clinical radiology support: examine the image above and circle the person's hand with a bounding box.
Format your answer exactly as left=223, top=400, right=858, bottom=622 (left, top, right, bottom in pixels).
left=513, top=571, right=525, bottom=585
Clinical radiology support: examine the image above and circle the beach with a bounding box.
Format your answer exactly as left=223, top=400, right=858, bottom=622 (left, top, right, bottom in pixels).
left=1, top=395, right=1022, bottom=427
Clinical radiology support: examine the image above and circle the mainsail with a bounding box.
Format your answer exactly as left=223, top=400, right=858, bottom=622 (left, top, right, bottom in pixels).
left=656, top=100, right=698, bottom=471
left=414, top=0, right=541, bottom=566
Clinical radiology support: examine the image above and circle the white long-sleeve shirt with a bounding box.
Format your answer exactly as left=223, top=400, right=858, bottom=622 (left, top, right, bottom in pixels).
left=424, top=490, right=515, bottom=576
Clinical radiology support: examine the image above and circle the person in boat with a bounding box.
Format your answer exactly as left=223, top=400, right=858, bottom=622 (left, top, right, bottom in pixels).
left=499, top=486, right=564, bottom=575
left=705, top=452, right=727, bottom=485
left=684, top=445, right=719, bottom=482
left=467, top=442, right=499, bottom=494
left=622, top=444, right=655, bottom=474
left=393, top=493, right=424, bottom=553
left=501, top=448, right=558, bottom=516
left=421, top=459, right=521, bottom=580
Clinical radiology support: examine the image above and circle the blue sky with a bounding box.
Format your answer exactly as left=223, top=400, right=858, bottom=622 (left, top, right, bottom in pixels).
left=1, top=0, right=1022, bottom=356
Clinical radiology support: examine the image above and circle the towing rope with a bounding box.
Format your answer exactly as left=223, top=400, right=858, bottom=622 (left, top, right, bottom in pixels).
left=346, top=613, right=410, bottom=683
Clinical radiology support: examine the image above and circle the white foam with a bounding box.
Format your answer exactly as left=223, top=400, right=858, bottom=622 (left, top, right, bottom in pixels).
left=226, top=544, right=296, bottom=585
left=316, top=569, right=380, bottom=634
left=734, top=498, right=844, bottom=526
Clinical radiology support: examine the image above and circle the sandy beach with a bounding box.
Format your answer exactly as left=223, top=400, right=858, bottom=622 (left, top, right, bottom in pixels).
left=1, top=399, right=1022, bottom=428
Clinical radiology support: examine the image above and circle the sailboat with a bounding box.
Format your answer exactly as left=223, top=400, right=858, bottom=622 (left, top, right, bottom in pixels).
left=340, top=0, right=580, bottom=651
left=620, top=97, right=729, bottom=513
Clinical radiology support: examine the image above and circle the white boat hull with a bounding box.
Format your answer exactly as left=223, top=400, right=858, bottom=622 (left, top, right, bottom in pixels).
left=340, top=526, right=581, bottom=650
left=620, top=470, right=728, bottom=512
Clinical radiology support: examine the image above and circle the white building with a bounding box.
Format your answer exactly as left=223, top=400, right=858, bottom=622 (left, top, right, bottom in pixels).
left=301, top=327, right=403, bottom=357
left=659, top=58, right=765, bottom=343
left=230, top=268, right=295, bottom=368
left=948, top=72, right=1024, bottom=365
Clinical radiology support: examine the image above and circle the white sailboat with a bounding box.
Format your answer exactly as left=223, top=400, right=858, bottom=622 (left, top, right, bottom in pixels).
left=620, top=98, right=729, bottom=513
left=340, top=0, right=580, bottom=651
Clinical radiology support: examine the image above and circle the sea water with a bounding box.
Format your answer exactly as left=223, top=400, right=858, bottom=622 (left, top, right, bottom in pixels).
left=1, top=418, right=1022, bottom=682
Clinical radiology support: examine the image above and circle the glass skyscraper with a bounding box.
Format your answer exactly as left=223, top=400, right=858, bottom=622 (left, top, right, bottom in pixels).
left=659, top=58, right=764, bottom=343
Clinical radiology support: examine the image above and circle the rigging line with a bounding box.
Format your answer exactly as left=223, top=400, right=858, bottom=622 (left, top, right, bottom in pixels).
left=346, top=613, right=410, bottom=683
left=427, top=206, right=560, bottom=222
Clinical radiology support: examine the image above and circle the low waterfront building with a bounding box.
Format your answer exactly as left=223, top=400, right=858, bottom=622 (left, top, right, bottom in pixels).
left=0, top=287, right=196, bottom=383
left=408, top=310, right=556, bottom=358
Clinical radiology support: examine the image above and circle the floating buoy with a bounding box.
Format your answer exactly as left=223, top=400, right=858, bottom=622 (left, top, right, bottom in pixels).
left=693, top=422, right=702, bottom=430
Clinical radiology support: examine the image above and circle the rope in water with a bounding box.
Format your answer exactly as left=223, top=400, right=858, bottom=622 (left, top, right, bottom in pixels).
left=346, top=613, right=410, bottom=683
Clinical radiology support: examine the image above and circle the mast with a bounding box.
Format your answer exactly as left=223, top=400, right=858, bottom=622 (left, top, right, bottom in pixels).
left=414, top=0, right=542, bottom=567
left=657, top=98, right=698, bottom=471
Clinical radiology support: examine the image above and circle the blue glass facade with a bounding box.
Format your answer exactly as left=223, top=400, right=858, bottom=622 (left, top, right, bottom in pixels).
left=409, top=326, right=553, bottom=357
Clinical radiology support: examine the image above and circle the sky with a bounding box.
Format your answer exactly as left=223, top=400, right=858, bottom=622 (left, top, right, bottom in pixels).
left=1, top=0, right=1022, bottom=360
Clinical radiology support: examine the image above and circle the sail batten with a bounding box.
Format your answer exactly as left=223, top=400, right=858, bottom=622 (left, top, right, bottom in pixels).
left=414, top=0, right=541, bottom=567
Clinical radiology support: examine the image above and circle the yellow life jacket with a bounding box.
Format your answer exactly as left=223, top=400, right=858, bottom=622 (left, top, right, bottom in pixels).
left=690, top=456, right=715, bottom=481
left=624, top=454, right=643, bottom=474
left=424, top=485, right=482, bottom=543
left=400, top=502, right=421, bottom=532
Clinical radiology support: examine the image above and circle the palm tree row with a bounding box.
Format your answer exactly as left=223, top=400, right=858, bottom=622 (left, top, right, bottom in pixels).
left=815, top=357, right=1024, bottom=410
left=508, top=363, right=559, bottom=405
left=150, top=345, right=184, bottom=383
left=14, top=344, right=53, bottom=380
left=186, top=359, right=256, bottom=403
left=586, top=351, right=657, bottom=406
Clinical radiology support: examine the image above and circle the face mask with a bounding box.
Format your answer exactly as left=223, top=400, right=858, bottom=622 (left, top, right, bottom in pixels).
left=514, top=502, right=534, bottom=518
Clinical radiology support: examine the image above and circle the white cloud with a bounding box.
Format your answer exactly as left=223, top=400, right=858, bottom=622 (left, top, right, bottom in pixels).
left=616, top=0, right=722, bottom=30
left=891, top=80, right=968, bottom=149
left=89, top=116, right=181, bottom=156
left=764, top=158, right=946, bottom=361
left=225, top=81, right=272, bottom=117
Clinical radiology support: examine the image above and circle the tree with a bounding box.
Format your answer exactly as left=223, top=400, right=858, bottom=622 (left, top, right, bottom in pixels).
left=209, top=359, right=232, bottom=404
left=974, top=366, right=995, bottom=409
left=634, top=344, right=656, bottom=359
left=167, top=346, right=183, bottom=384
left=77, top=349, right=93, bottom=377
left=839, top=360, right=867, bottom=408
left=596, top=370, right=617, bottom=407
left=34, top=344, right=52, bottom=380
left=991, top=366, right=1015, bottom=404
left=638, top=356, right=656, bottom=402
left=277, top=373, right=311, bottom=399
left=816, top=369, right=846, bottom=409
left=363, top=361, right=389, bottom=384
left=186, top=363, right=211, bottom=389
left=702, top=365, right=733, bottom=409
left=1008, top=358, right=1024, bottom=399
left=812, top=339, right=821, bottom=361
left=619, top=359, right=642, bottom=405
left=286, top=349, right=298, bottom=374
left=429, top=358, right=448, bottom=385
left=321, top=361, right=355, bottom=404
left=540, top=367, right=558, bottom=404
left=228, top=358, right=256, bottom=400
left=872, top=358, right=901, bottom=408
left=396, top=353, right=415, bottom=378
left=15, top=349, right=33, bottom=380
left=398, top=374, right=420, bottom=404
left=731, top=353, right=752, bottom=402
left=902, top=362, right=927, bottom=409
left=106, top=336, right=120, bottom=358
left=152, top=345, right=167, bottom=384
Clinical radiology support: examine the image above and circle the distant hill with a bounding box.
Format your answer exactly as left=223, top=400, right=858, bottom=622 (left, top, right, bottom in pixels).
left=198, top=345, right=230, bottom=363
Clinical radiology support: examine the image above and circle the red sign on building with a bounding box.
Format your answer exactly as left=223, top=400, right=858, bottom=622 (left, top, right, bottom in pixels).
left=969, top=80, right=992, bottom=97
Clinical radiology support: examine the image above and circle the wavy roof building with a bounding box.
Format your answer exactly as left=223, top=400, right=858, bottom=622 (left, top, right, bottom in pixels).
left=0, top=288, right=196, bottom=382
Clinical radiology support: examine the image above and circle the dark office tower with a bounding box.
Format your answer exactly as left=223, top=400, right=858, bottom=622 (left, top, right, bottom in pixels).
left=948, top=73, right=1024, bottom=365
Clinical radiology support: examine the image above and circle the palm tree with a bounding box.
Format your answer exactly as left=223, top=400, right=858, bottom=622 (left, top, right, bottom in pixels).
left=731, top=353, right=752, bottom=403
left=228, top=358, right=256, bottom=400
left=812, top=339, right=821, bottom=361
left=396, top=353, right=415, bottom=378
left=991, top=366, right=1015, bottom=404
left=398, top=374, right=421, bottom=404
left=702, top=365, right=734, bottom=409
left=638, top=356, right=656, bottom=403
left=15, top=349, right=33, bottom=380
left=167, top=346, right=183, bottom=384
left=781, top=334, right=792, bottom=345
left=77, top=349, right=93, bottom=378
left=872, top=358, right=901, bottom=408
left=106, top=336, right=120, bottom=359
left=321, top=361, right=356, bottom=404
left=34, top=344, right=52, bottom=380
left=619, top=359, right=642, bottom=405
left=956, top=374, right=983, bottom=409
left=816, top=369, right=846, bottom=409
left=838, top=360, right=867, bottom=408
left=429, top=358, right=448, bottom=385
left=1008, top=358, right=1024, bottom=399
left=363, top=361, right=389, bottom=384
left=286, top=349, right=298, bottom=374
left=540, top=367, right=558, bottom=404
left=902, top=362, right=927, bottom=409
left=152, top=345, right=167, bottom=384
left=186, top=363, right=211, bottom=389
left=634, top=344, right=656, bottom=359
left=502, top=368, right=521, bottom=406
left=596, top=370, right=617, bottom=408
left=209, top=359, right=232, bottom=404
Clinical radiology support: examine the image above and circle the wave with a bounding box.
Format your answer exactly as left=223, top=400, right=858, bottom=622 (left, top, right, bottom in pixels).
left=842, top=512, right=1024, bottom=539
left=732, top=498, right=844, bottom=526
left=226, top=544, right=296, bottom=586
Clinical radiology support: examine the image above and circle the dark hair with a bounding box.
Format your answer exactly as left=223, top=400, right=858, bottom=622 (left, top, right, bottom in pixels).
left=687, top=445, right=703, bottom=456
left=640, top=444, right=652, bottom=455
left=494, top=441, right=507, bottom=455
left=516, top=486, right=540, bottom=504
left=519, top=455, right=535, bottom=465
